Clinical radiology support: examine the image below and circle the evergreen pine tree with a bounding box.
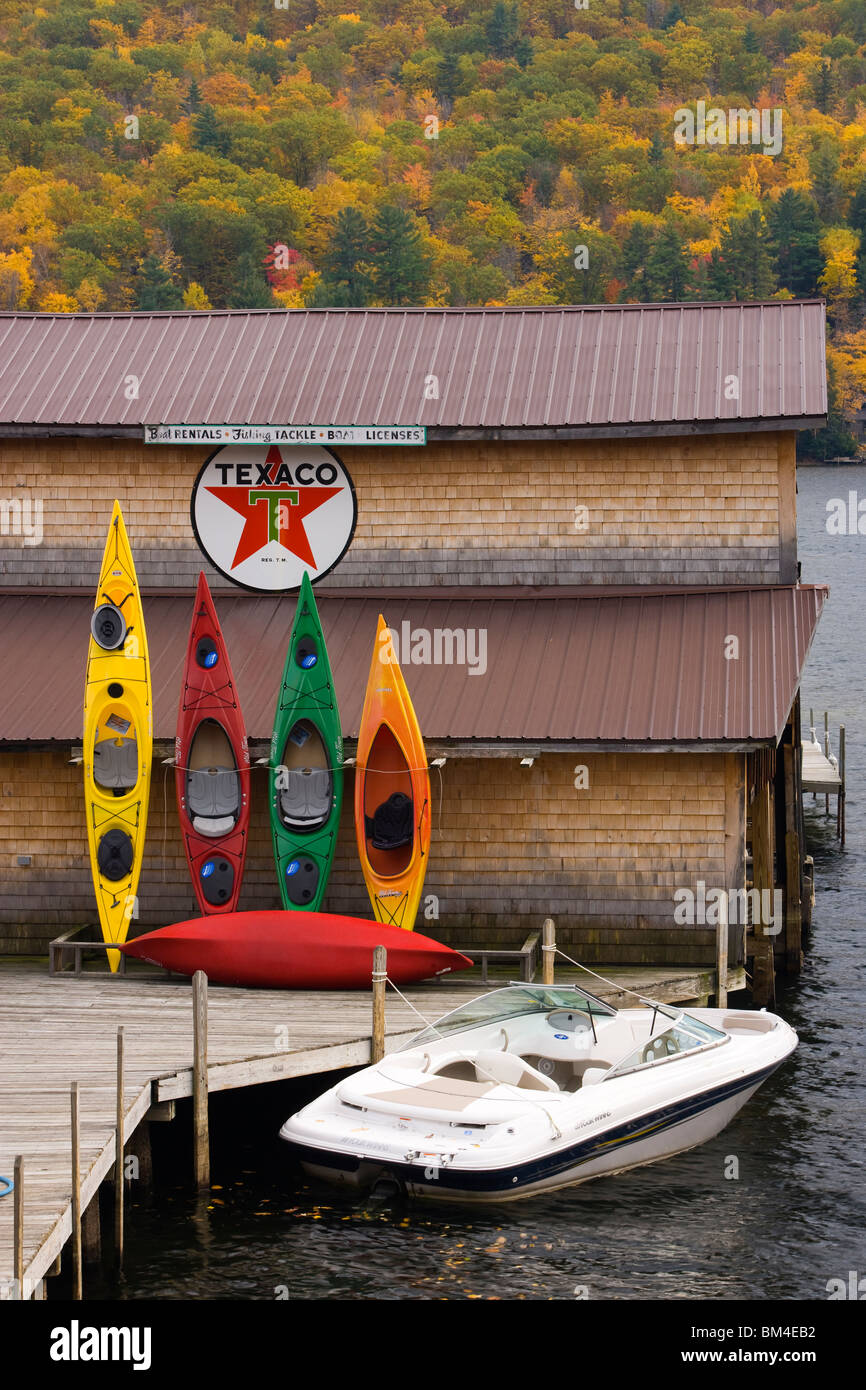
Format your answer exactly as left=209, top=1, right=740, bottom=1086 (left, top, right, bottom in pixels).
left=644, top=224, right=691, bottom=300
left=705, top=245, right=735, bottom=300
left=136, top=254, right=184, bottom=310
left=743, top=24, right=760, bottom=53
left=661, top=2, right=685, bottom=29
left=192, top=104, right=231, bottom=157
left=185, top=79, right=202, bottom=115
left=810, top=144, right=842, bottom=221
left=621, top=222, right=654, bottom=299
left=369, top=205, right=431, bottom=306
left=435, top=53, right=460, bottom=110
left=319, top=207, right=373, bottom=306
left=711, top=211, right=776, bottom=300
left=848, top=177, right=866, bottom=240
left=227, top=250, right=274, bottom=309
left=768, top=190, right=822, bottom=296
left=485, top=2, right=519, bottom=58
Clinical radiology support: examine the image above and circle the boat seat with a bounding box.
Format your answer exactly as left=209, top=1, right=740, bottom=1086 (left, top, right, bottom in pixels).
left=280, top=768, right=331, bottom=826
left=187, top=767, right=240, bottom=835
left=581, top=1065, right=611, bottom=1087
left=366, top=792, right=413, bottom=850
left=93, top=738, right=138, bottom=790
left=473, top=1049, right=559, bottom=1093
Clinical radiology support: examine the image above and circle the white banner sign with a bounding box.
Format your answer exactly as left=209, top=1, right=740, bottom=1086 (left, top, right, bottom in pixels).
left=146, top=424, right=425, bottom=445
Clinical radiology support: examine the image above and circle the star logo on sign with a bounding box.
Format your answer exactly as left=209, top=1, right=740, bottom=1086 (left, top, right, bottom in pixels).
left=206, top=450, right=340, bottom=569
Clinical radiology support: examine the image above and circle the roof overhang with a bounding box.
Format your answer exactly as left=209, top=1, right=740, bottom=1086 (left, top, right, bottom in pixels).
left=0, top=419, right=821, bottom=442
left=0, top=584, right=827, bottom=747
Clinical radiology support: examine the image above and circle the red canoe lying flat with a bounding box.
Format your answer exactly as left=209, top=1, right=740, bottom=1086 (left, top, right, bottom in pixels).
left=118, top=910, right=473, bottom=989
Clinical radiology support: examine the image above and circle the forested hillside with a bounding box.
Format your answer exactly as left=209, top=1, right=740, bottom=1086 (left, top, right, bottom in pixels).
left=0, top=0, right=865, bottom=447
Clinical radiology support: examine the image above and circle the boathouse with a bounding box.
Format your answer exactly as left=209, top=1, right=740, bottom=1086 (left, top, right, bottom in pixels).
left=0, top=302, right=827, bottom=989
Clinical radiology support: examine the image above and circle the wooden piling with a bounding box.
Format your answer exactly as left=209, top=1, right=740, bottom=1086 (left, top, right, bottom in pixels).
left=82, top=1194, right=101, bottom=1266
left=115, top=1025, right=124, bottom=1268
left=716, top=894, right=728, bottom=1009
left=542, top=918, right=555, bottom=985
left=71, top=1081, right=82, bottom=1300
left=824, top=711, right=830, bottom=814
left=785, top=830, right=803, bottom=975
left=838, top=725, right=846, bottom=846
left=193, top=970, right=209, bottom=1188
left=13, top=1155, right=23, bottom=1300
left=372, top=945, right=387, bottom=1063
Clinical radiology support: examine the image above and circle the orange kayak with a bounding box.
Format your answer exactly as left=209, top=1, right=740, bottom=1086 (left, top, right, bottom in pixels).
left=354, top=616, right=431, bottom=929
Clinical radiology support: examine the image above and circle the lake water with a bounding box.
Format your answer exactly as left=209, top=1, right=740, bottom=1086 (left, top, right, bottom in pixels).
left=80, top=465, right=866, bottom=1301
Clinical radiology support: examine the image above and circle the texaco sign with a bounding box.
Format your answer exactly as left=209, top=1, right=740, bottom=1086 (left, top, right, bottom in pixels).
left=190, top=443, right=357, bottom=592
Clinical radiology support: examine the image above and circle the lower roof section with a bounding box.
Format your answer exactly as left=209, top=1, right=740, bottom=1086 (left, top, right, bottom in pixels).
left=0, top=584, right=826, bottom=746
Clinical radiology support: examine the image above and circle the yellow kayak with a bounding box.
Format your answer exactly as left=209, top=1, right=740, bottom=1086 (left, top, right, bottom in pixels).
left=83, top=502, right=152, bottom=971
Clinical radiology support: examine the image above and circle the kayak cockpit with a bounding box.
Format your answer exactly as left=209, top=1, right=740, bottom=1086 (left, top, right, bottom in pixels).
left=277, top=719, right=333, bottom=831
left=187, top=719, right=241, bottom=836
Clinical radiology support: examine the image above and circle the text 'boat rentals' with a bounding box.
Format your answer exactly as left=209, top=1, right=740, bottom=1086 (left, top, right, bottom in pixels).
left=280, top=984, right=797, bottom=1201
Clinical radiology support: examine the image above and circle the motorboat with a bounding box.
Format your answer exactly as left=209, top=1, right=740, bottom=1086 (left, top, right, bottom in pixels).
left=279, top=983, right=797, bottom=1201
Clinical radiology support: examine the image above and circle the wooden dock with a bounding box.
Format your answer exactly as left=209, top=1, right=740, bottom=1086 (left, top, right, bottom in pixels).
left=0, top=957, right=744, bottom=1299
left=802, top=711, right=845, bottom=844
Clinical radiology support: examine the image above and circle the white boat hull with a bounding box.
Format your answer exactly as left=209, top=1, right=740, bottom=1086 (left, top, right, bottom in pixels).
left=281, top=993, right=796, bottom=1203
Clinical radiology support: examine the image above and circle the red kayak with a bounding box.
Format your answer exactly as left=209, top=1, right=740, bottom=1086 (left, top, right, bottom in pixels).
left=118, top=911, right=473, bottom=989
left=176, top=573, right=251, bottom=914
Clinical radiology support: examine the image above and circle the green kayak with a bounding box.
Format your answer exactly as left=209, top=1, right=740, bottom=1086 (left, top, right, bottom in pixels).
left=269, top=572, right=343, bottom=910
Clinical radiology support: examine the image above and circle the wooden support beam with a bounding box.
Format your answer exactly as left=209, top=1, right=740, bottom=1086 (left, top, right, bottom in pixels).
left=838, top=725, right=846, bottom=846
left=751, top=936, right=776, bottom=1009
left=372, top=945, right=387, bottom=1063
left=782, top=744, right=803, bottom=975
left=785, top=830, right=803, bottom=975
left=192, top=971, right=209, bottom=1189
left=82, top=1193, right=101, bottom=1267
left=715, top=895, right=728, bottom=1009
left=13, top=1155, right=23, bottom=1300
left=115, top=1026, right=124, bottom=1270
left=71, top=1081, right=82, bottom=1300
left=542, top=918, right=555, bottom=985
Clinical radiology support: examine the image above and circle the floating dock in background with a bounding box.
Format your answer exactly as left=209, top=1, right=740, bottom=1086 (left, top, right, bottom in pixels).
left=802, top=710, right=845, bottom=844
left=0, top=952, right=744, bottom=1299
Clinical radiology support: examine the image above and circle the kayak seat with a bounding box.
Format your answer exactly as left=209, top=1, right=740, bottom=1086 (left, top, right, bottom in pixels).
left=365, top=792, right=413, bottom=851
left=280, top=768, right=331, bottom=828
left=187, top=767, right=240, bottom=836
left=93, top=738, right=138, bottom=791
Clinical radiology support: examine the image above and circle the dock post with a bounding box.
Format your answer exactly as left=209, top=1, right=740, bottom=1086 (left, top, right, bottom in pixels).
left=785, top=830, right=803, bottom=975
left=115, top=1026, right=124, bottom=1269
left=71, top=1081, right=82, bottom=1300
left=824, top=711, right=830, bottom=814
left=193, top=970, right=209, bottom=1188
left=838, top=725, right=846, bottom=846
left=716, top=893, right=728, bottom=1010
left=13, top=1155, right=23, bottom=1299
left=372, top=946, right=387, bottom=1063
left=542, top=918, right=555, bottom=985
left=82, top=1195, right=101, bottom=1267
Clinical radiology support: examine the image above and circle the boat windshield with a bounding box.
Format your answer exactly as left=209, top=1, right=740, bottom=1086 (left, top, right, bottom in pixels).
left=604, top=1012, right=728, bottom=1079
left=401, top=984, right=617, bottom=1050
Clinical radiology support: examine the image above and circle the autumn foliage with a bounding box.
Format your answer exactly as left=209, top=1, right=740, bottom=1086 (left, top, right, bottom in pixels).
left=0, top=0, right=865, bottom=448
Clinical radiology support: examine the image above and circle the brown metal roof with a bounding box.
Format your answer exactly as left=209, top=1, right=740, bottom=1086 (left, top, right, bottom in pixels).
left=0, top=302, right=826, bottom=436
left=0, top=585, right=826, bottom=746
